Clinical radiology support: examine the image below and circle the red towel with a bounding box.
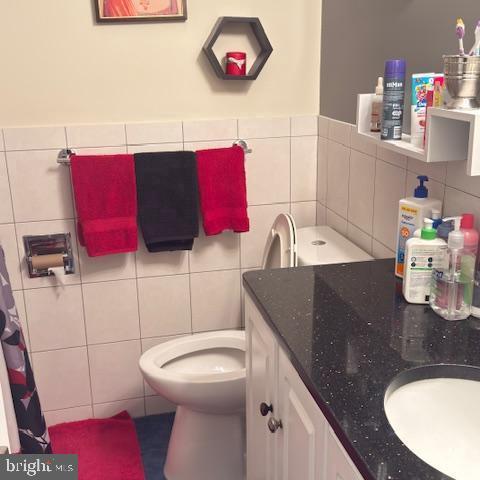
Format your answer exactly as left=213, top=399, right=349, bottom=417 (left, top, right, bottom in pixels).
left=195, top=146, right=249, bottom=236
left=50, top=411, right=144, bottom=480
left=71, top=154, right=138, bottom=257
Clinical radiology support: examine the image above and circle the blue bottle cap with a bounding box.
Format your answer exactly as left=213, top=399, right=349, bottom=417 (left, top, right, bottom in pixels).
left=414, top=175, right=429, bottom=198
left=384, top=59, right=406, bottom=76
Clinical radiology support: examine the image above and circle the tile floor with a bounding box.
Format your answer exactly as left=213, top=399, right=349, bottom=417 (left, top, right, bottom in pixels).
left=135, top=413, right=175, bottom=480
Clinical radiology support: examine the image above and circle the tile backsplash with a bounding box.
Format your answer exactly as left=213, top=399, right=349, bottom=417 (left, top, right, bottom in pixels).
left=10, top=112, right=476, bottom=427
left=317, top=115, right=480, bottom=258
left=0, top=116, right=318, bottom=426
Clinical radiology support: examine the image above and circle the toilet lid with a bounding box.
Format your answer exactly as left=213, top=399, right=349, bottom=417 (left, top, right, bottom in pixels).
left=261, top=213, right=297, bottom=269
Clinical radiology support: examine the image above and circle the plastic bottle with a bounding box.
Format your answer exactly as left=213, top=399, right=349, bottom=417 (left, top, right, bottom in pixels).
left=413, top=208, right=442, bottom=238
left=462, top=213, right=480, bottom=319
left=437, top=219, right=454, bottom=243
left=431, top=209, right=442, bottom=229
left=370, top=77, right=384, bottom=133
left=381, top=59, right=407, bottom=140
left=460, top=213, right=479, bottom=257
left=395, top=176, right=443, bottom=278
left=430, top=217, right=475, bottom=321
left=403, top=218, right=447, bottom=304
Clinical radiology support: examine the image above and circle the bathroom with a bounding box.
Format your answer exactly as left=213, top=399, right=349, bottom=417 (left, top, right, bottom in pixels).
left=1, top=0, right=480, bottom=479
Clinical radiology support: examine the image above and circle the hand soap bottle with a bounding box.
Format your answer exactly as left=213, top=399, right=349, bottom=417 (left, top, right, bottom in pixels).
left=395, top=176, right=443, bottom=278
left=403, top=218, right=447, bottom=304
left=430, top=217, right=475, bottom=321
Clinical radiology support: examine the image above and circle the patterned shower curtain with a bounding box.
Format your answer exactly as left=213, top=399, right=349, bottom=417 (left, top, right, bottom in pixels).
left=0, top=247, right=51, bottom=453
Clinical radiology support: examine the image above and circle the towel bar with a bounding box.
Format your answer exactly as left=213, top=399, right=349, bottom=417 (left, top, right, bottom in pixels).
left=57, top=140, right=252, bottom=165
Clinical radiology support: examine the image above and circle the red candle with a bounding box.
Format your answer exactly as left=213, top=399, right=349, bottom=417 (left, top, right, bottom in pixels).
left=226, top=52, right=247, bottom=76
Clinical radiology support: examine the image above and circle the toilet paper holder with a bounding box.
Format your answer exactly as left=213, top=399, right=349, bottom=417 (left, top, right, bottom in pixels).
left=23, top=233, right=75, bottom=278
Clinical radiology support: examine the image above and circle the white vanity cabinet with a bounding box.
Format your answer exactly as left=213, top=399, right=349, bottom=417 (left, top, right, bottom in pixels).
left=245, top=294, right=364, bottom=480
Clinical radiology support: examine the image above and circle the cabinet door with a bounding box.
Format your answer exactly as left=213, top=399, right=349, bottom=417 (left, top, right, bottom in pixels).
left=245, top=295, right=278, bottom=480
left=277, top=348, right=327, bottom=480
left=326, top=427, right=363, bottom=480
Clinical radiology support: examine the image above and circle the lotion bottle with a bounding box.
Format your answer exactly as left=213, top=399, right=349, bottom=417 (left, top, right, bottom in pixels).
left=403, top=218, right=447, bottom=304
left=395, top=176, right=443, bottom=278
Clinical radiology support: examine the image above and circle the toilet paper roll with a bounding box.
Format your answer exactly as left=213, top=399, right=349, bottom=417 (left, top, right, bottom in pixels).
left=31, top=254, right=64, bottom=270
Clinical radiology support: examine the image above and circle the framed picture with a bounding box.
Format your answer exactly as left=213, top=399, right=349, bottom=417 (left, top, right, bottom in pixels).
left=94, top=0, right=187, bottom=22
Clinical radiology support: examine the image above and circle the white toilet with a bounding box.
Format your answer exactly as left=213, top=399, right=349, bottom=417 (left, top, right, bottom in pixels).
left=138, top=214, right=372, bottom=480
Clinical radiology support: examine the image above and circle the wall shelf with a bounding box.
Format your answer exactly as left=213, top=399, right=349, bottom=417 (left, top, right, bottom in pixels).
left=203, top=17, right=273, bottom=81
left=356, top=93, right=480, bottom=176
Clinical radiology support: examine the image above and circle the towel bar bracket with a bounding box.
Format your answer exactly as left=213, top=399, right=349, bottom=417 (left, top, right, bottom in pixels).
left=57, top=149, right=74, bottom=165
left=233, top=139, right=252, bottom=154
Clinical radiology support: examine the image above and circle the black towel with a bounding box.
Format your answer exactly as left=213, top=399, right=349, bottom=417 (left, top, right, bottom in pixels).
left=134, top=151, right=199, bottom=252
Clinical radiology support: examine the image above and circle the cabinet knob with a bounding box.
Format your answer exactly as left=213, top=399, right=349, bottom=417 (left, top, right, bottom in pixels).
left=260, top=402, right=273, bottom=416
left=267, top=417, right=283, bottom=433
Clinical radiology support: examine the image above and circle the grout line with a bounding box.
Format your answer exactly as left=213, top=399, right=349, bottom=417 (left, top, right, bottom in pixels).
left=345, top=143, right=352, bottom=225
left=44, top=403, right=93, bottom=414
left=289, top=118, right=292, bottom=205
left=187, top=253, right=193, bottom=334
left=17, top=265, right=246, bottom=292
left=78, top=282, right=94, bottom=410
left=132, top=243, right=145, bottom=400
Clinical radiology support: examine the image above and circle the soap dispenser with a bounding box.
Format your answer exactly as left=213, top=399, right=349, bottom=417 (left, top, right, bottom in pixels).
left=430, top=216, right=475, bottom=321
left=403, top=218, right=447, bottom=304
left=395, top=175, right=443, bottom=278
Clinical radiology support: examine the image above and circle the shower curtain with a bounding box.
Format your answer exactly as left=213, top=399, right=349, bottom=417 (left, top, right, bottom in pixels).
left=0, top=247, right=51, bottom=453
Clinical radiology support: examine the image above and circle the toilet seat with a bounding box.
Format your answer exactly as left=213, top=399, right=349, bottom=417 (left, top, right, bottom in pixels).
left=261, top=213, right=297, bottom=269
left=140, top=331, right=245, bottom=384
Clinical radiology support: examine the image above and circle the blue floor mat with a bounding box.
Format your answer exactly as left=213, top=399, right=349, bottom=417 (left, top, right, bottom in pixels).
left=134, top=413, right=175, bottom=480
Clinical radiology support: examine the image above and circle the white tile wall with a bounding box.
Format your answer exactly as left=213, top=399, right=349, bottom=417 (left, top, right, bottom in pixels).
left=7, top=150, right=74, bottom=222
left=326, top=141, right=350, bottom=218
left=245, top=137, right=290, bottom=205
left=138, top=275, right=191, bottom=338
left=126, top=122, right=183, bottom=145
left=190, top=270, right=241, bottom=332
left=238, top=117, right=290, bottom=139
left=32, top=347, right=91, bottom=411
left=88, top=340, right=143, bottom=404
left=82, top=279, right=140, bottom=344
left=66, top=124, right=126, bottom=149
left=318, top=116, right=480, bottom=259
left=291, top=136, right=318, bottom=202
left=0, top=116, right=318, bottom=425
left=24, top=285, right=86, bottom=352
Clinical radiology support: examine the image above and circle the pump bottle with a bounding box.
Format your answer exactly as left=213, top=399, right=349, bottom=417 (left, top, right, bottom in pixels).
left=403, top=218, right=447, bottom=304
left=430, top=217, right=475, bottom=321
left=395, top=176, right=442, bottom=278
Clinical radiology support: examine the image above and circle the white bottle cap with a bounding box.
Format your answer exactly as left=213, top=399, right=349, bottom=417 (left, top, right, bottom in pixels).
left=375, top=77, right=384, bottom=95
left=431, top=209, right=441, bottom=220
left=444, top=216, right=464, bottom=249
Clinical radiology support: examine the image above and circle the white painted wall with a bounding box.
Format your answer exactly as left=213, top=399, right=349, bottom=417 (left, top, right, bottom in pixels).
left=0, top=1, right=322, bottom=126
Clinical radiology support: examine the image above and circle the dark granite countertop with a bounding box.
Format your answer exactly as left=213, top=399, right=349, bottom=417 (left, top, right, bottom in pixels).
left=243, top=259, right=480, bottom=480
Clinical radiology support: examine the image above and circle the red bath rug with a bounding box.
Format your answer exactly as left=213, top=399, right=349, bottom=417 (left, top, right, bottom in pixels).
left=49, top=411, right=145, bottom=480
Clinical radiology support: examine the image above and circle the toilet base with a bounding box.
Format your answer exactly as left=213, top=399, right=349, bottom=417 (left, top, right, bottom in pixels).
left=164, top=406, right=245, bottom=480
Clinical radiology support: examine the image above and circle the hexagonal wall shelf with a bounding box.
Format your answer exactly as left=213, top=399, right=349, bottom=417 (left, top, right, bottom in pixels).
left=203, top=17, right=273, bottom=80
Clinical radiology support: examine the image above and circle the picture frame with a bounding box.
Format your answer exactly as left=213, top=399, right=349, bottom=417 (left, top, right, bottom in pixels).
left=94, top=0, right=187, bottom=23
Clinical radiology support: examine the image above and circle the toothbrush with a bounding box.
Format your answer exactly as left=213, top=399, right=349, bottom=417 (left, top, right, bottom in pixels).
left=469, top=20, right=480, bottom=55
left=456, top=18, right=466, bottom=55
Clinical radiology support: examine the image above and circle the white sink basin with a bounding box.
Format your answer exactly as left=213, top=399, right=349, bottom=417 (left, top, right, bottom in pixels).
left=384, top=366, right=480, bottom=480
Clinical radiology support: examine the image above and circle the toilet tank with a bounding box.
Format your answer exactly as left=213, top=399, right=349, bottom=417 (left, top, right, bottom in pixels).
left=296, top=226, right=373, bottom=266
